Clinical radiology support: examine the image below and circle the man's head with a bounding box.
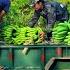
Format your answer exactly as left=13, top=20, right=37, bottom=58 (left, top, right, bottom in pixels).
left=33, top=0, right=44, bottom=11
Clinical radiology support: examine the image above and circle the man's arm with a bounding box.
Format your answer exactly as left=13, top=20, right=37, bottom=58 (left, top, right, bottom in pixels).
left=0, top=10, right=5, bottom=22
left=29, top=10, right=40, bottom=27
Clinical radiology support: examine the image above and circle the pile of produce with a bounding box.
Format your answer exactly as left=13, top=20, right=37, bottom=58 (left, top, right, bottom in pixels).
left=3, top=24, right=44, bottom=45
left=52, top=21, right=70, bottom=45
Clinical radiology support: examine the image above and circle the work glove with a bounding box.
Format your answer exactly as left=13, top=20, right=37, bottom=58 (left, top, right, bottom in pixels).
left=39, top=32, right=45, bottom=41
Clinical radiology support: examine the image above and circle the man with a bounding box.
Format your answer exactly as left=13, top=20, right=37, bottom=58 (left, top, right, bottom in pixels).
left=29, top=0, right=68, bottom=42
left=0, top=0, right=10, bottom=22
left=0, top=0, right=10, bottom=41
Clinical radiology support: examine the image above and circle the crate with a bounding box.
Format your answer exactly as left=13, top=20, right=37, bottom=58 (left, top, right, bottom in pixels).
left=0, top=44, right=70, bottom=70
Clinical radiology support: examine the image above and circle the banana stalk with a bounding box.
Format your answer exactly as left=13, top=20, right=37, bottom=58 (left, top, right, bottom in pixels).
left=22, top=39, right=34, bottom=55
left=22, top=48, right=28, bottom=55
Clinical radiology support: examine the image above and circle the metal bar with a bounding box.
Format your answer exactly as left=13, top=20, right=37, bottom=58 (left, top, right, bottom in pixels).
left=0, top=44, right=70, bottom=49
left=45, top=58, right=55, bottom=70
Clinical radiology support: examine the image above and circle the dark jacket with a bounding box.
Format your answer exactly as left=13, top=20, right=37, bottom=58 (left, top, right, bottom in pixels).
left=0, top=0, right=10, bottom=13
left=29, top=2, right=68, bottom=28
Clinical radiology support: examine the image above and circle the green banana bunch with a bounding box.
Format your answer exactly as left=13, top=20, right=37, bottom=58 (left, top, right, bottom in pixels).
left=12, top=27, right=28, bottom=45
left=3, top=24, right=19, bottom=44
left=52, top=21, right=68, bottom=44
left=3, top=24, right=43, bottom=45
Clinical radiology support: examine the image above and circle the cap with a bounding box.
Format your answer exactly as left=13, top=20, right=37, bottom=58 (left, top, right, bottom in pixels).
left=35, top=0, right=39, bottom=3
left=30, top=0, right=44, bottom=7
left=36, top=0, right=44, bottom=3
